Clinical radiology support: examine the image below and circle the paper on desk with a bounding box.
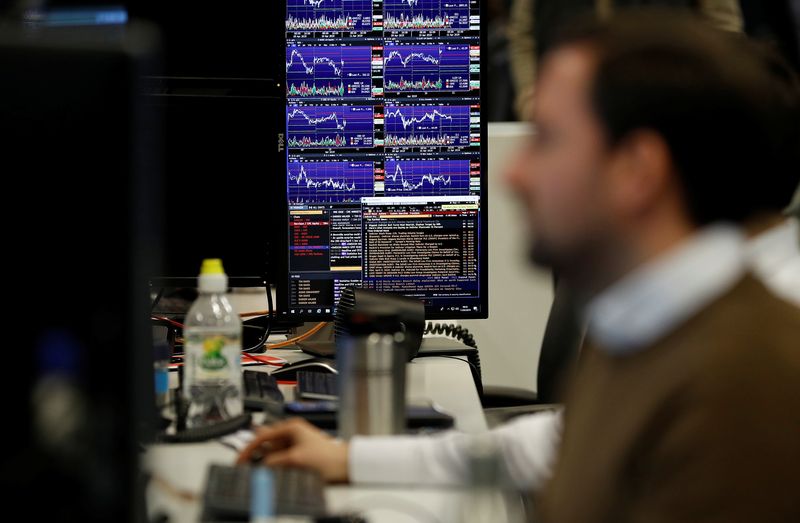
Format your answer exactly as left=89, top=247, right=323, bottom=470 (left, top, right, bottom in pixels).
left=219, top=429, right=255, bottom=453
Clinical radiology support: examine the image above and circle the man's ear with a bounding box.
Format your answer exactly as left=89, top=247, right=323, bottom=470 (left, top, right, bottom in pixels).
left=609, top=129, right=674, bottom=217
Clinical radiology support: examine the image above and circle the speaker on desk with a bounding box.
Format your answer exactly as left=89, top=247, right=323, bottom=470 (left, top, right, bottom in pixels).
left=297, top=288, right=426, bottom=361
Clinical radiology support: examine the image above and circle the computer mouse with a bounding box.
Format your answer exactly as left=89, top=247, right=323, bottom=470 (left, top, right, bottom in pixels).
left=270, top=358, right=338, bottom=380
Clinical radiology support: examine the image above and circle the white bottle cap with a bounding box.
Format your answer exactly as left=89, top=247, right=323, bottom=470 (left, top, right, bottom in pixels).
left=197, top=258, right=228, bottom=293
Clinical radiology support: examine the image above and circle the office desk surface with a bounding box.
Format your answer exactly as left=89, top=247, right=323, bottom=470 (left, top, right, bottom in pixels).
left=146, top=352, right=505, bottom=523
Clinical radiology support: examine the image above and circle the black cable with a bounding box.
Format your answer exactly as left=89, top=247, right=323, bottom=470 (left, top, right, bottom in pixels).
left=242, top=278, right=273, bottom=353
left=422, top=323, right=483, bottom=398
left=424, top=322, right=477, bottom=348
left=434, top=354, right=484, bottom=398
left=242, top=324, right=268, bottom=353
left=264, top=280, right=273, bottom=341
left=467, top=349, right=483, bottom=398
left=150, top=287, right=164, bottom=314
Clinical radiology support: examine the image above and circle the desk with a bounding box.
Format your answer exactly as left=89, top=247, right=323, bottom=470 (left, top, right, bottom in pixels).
left=145, top=350, right=521, bottom=522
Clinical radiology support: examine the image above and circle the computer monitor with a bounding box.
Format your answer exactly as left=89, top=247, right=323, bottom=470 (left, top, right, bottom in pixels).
left=128, top=1, right=283, bottom=79
left=277, top=0, right=488, bottom=321
left=0, top=19, right=160, bottom=523
left=143, top=77, right=283, bottom=288
left=119, top=1, right=286, bottom=291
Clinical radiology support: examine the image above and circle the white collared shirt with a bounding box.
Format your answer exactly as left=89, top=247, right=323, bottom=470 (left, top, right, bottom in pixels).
left=349, top=223, right=799, bottom=490
left=349, top=406, right=563, bottom=489
left=746, top=217, right=800, bottom=308
left=585, top=224, right=746, bottom=354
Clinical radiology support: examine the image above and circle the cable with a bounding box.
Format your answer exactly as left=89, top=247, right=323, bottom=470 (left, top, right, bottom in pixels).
left=423, top=322, right=483, bottom=398
left=264, top=281, right=273, bottom=343
left=266, top=322, right=329, bottom=349
left=151, top=315, right=184, bottom=330
left=436, top=352, right=483, bottom=398
left=150, top=287, right=164, bottom=313
left=240, top=277, right=273, bottom=353
left=424, top=322, right=477, bottom=348
left=435, top=355, right=481, bottom=378
left=153, top=300, right=319, bottom=353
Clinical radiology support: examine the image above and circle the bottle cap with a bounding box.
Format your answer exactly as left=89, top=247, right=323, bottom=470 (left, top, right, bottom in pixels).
left=200, top=258, right=225, bottom=275
left=197, top=258, right=227, bottom=293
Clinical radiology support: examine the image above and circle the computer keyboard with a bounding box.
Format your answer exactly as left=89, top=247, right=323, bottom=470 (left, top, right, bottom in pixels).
left=242, top=369, right=284, bottom=412
left=201, top=463, right=327, bottom=521
left=296, top=370, right=338, bottom=400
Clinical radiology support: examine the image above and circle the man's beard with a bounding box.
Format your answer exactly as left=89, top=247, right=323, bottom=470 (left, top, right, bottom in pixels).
left=527, top=234, right=594, bottom=288
left=528, top=236, right=560, bottom=271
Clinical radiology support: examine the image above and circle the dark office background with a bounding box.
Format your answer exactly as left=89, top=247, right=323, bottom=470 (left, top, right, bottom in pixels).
left=486, top=0, right=518, bottom=121
left=1, top=0, right=797, bottom=121
left=482, top=0, right=800, bottom=121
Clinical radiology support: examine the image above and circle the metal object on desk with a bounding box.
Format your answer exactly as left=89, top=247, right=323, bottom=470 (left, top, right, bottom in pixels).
left=337, top=308, right=406, bottom=439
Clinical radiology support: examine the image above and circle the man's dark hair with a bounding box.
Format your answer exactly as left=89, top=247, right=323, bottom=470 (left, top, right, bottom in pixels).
left=551, top=9, right=800, bottom=224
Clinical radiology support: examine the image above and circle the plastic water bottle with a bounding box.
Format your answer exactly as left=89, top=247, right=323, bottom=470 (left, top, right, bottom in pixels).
left=182, top=258, right=243, bottom=427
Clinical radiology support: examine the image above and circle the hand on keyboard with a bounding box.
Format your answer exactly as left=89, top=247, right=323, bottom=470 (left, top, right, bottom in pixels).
left=202, top=463, right=327, bottom=519
left=236, top=417, right=350, bottom=484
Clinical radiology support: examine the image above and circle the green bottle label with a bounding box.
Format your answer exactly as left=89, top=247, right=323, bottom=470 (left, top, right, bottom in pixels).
left=200, top=336, right=229, bottom=371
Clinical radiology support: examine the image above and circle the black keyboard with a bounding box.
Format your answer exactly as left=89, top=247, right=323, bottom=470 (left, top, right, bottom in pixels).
left=201, top=463, right=327, bottom=521
left=296, top=371, right=338, bottom=400
left=242, top=370, right=284, bottom=412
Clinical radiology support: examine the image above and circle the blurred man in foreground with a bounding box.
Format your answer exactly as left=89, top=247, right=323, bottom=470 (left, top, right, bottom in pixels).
left=510, top=12, right=800, bottom=522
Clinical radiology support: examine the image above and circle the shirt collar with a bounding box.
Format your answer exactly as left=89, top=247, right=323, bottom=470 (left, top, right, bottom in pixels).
left=585, top=224, right=747, bottom=355
left=746, top=218, right=799, bottom=276
left=746, top=218, right=800, bottom=307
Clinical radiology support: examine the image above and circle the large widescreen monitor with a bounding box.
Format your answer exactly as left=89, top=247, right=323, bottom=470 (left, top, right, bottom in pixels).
left=278, top=0, right=488, bottom=321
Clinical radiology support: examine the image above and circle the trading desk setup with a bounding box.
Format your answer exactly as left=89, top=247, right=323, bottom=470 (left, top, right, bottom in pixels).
left=6, top=0, right=502, bottom=520
left=147, top=0, right=493, bottom=509
left=145, top=343, right=519, bottom=523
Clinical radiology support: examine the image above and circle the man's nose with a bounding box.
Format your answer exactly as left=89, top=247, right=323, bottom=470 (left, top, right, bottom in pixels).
left=503, top=145, right=532, bottom=190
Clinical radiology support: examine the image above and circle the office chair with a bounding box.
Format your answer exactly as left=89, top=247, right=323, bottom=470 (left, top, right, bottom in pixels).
left=480, top=279, right=584, bottom=416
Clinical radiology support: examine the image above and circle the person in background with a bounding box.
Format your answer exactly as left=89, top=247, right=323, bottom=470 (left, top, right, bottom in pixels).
left=239, top=11, right=800, bottom=522
left=507, top=0, right=743, bottom=120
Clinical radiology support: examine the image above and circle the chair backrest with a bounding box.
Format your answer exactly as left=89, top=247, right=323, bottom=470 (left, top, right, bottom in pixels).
left=536, top=278, right=585, bottom=403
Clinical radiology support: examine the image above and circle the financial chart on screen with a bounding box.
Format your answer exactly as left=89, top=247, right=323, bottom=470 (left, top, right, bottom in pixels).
left=283, top=0, right=485, bottom=319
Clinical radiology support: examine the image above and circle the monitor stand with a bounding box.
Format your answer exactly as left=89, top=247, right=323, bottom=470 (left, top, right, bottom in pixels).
left=296, top=323, right=336, bottom=358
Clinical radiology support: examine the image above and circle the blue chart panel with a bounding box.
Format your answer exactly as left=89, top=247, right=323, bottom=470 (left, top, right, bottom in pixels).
left=384, top=105, right=470, bottom=147
left=384, top=44, right=469, bottom=92
left=287, top=106, right=374, bottom=148
left=384, top=0, right=470, bottom=31
left=287, top=46, right=372, bottom=98
left=286, top=0, right=372, bottom=32
left=384, top=159, right=471, bottom=196
left=288, top=161, right=374, bottom=203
